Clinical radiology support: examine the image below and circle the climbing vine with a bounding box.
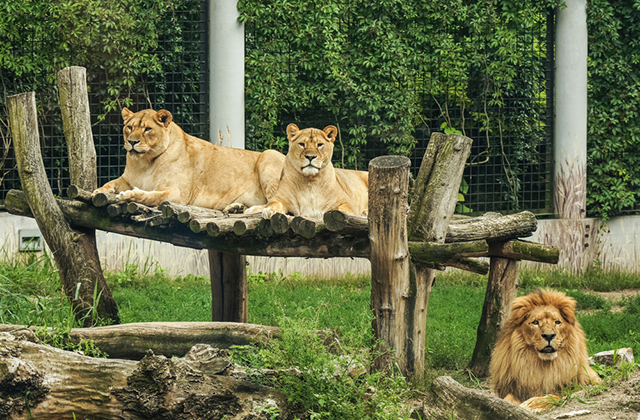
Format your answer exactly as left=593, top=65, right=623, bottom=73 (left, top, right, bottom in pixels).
left=586, top=0, right=640, bottom=220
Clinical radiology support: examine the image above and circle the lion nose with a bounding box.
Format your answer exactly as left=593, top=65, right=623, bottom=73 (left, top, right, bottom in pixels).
left=305, top=155, right=316, bottom=162
left=128, top=140, right=139, bottom=147
left=541, top=333, right=556, bottom=342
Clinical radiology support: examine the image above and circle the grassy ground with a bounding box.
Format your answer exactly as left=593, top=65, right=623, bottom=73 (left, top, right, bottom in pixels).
left=3, top=254, right=640, bottom=418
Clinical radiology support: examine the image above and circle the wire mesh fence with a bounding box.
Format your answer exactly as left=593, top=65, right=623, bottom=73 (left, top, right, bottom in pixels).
left=0, top=2, right=553, bottom=216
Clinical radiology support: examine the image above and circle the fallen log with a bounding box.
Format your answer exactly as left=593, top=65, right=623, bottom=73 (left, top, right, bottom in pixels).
left=0, top=322, right=280, bottom=360
left=0, top=331, right=294, bottom=420
left=420, top=376, right=539, bottom=420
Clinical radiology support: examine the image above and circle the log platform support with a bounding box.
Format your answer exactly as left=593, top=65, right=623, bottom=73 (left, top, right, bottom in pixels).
left=7, top=81, right=119, bottom=326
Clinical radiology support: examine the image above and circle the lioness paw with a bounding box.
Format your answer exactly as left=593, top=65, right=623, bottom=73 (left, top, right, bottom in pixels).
left=520, top=395, right=558, bottom=413
left=224, top=202, right=246, bottom=214
left=245, top=205, right=266, bottom=215
left=116, top=187, right=142, bottom=202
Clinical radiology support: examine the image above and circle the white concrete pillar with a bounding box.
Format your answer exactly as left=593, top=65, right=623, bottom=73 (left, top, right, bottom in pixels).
left=554, top=0, right=588, bottom=219
left=209, top=0, right=244, bottom=149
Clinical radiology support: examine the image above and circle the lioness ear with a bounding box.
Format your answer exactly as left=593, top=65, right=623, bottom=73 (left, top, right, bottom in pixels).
left=323, top=125, right=338, bottom=143
left=155, top=110, right=173, bottom=128
left=286, top=123, right=300, bottom=141
left=122, top=107, right=134, bottom=120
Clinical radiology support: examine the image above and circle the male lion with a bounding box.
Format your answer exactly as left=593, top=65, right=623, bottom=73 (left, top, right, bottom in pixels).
left=93, top=108, right=285, bottom=211
left=490, top=289, right=601, bottom=412
left=246, top=123, right=368, bottom=219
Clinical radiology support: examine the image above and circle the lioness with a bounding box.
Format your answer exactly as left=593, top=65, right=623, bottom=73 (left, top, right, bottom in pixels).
left=93, top=108, right=285, bottom=211
left=247, top=123, right=368, bottom=219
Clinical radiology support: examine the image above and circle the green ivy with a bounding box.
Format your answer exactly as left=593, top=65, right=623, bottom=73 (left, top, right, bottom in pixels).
left=239, top=0, right=562, bottom=179
left=0, top=0, right=174, bottom=114
left=586, top=0, right=640, bottom=220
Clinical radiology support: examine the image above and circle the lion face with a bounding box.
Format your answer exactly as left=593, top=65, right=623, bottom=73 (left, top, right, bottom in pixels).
left=519, top=304, right=567, bottom=361
left=286, top=123, right=337, bottom=177
left=121, top=108, right=173, bottom=160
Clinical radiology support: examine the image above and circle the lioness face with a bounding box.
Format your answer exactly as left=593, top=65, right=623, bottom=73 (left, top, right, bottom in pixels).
left=286, top=123, right=337, bottom=177
left=520, top=304, right=567, bottom=361
left=122, top=108, right=173, bottom=159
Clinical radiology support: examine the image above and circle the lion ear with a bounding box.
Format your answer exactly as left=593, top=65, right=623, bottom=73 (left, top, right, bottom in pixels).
left=323, top=125, right=338, bottom=143
left=286, top=123, right=300, bottom=141
left=555, top=295, right=577, bottom=325
left=155, top=110, right=173, bottom=128
left=509, top=297, right=532, bottom=326
left=122, top=107, right=134, bottom=120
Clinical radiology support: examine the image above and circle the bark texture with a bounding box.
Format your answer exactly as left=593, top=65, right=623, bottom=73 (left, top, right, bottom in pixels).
left=209, top=250, right=248, bottom=322
left=7, top=92, right=119, bottom=326
left=0, top=331, right=294, bottom=419
left=368, top=155, right=412, bottom=374
left=420, top=376, right=539, bottom=420
left=469, top=257, right=519, bottom=377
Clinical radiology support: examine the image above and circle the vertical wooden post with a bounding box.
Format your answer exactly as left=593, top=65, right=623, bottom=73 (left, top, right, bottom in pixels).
left=405, top=133, right=474, bottom=378
left=56, top=66, right=120, bottom=324
left=208, top=250, right=248, bottom=322
left=8, top=91, right=119, bottom=326
left=369, top=155, right=411, bottom=374
left=469, top=254, right=519, bottom=377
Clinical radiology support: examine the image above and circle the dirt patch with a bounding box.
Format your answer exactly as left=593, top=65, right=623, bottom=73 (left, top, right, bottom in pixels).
left=539, top=372, right=640, bottom=420
left=588, top=289, right=640, bottom=302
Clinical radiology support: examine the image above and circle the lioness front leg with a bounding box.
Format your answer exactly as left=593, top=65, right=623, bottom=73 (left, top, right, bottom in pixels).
left=336, top=202, right=355, bottom=215
left=93, top=177, right=131, bottom=196
left=117, top=187, right=172, bottom=207
left=262, top=201, right=287, bottom=219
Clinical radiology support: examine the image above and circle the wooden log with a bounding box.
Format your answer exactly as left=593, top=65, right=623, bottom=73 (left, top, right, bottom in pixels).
left=0, top=331, right=292, bottom=420
left=420, top=376, right=539, bottom=420
left=159, top=201, right=224, bottom=223
left=6, top=189, right=371, bottom=258
left=92, top=191, right=118, bottom=207
left=233, top=218, right=261, bottom=236
left=270, top=212, right=292, bottom=235
left=469, top=257, right=519, bottom=377
left=447, top=258, right=490, bottom=275
left=107, top=203, right=125, bottom=217
left=404, top=133, right=474, bottom=378
left=368, top=155, right=412, bottom=374
left=66, top=184, right=92, bottom=203
left=258, top=218, right=275, bottom=237
left=7, top=92, right=119, bottom=326
left=408, top=240, right=488, bottom=263
left=489, top=239, right=559, bottom=264
left=291, top=216, right=324, bottom=239
left=323, top=210, right=369, bottom=235
left=0, top=322, right=279, bottom=360
left=446, top=211, right=537, bottom=243
left=209, top=250, right=248, bottom=322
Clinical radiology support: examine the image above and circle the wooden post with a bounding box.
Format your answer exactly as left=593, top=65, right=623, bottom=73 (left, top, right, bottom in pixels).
left=405, top=133, right=473, bottom=377
left=368, top=155, right=411, bottom=374
left=208, top=250, right=248, bottom=322
left=57, top=66, right=120, bottom=325
left=7, top=92, right=119, bottom=326
left=469, top=255, right=519, bottom=377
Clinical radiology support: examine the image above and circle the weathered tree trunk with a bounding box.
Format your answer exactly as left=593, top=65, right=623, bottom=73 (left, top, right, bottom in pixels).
left=57, top=66, right=120, bottom=325
left=209, top=250, right=248, bottom=322
left=0, top=331, right=293, bottom=419
left=469, top=256, right=519, bottom=377
left=405, top=132, right=473, bottom=378
left=7, top=92, right=119, bottom=326
left=0, top=322, right=279, bottom=360
left=445, top=211, right=538, bottom=242
left=368, top=155, right=412, bottom=374
left=419, top=376, right=539, bottom=420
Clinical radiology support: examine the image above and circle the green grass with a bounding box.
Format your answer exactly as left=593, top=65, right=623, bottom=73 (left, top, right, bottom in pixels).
left=4, top=257, right=640, bottom=418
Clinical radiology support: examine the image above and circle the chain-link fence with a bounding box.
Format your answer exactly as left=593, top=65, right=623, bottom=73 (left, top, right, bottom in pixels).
left=0, top=2, right=553, bottom=216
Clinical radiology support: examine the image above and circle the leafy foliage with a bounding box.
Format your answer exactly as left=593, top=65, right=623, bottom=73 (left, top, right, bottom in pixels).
left=586, top=0, right=640, bottom=220
left=238, top=0, right=561, bottom=219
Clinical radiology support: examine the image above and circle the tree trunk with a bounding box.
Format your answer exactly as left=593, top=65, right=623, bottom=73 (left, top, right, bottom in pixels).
left=0, top=322, right=279, bottom=360
left=0, top=331, right=293, bottom=419
left=209, top=250, right=248, bottom=322
left=469, top=256, right=519, bottom=377
left=57, top=66, right=120, bottom=325
left=419, top=376, right=539, bottom=420
left=368, top=155, right=412, bottom=374
left=405, top=133, right=474, bottom=378
left=7, top=92, right=119, bottom=326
